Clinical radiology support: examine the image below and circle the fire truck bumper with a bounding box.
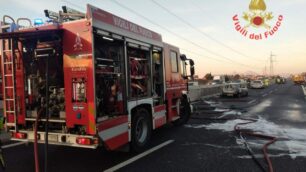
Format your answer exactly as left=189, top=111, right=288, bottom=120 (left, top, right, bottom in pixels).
left=10, top=131, right=99, bottom=149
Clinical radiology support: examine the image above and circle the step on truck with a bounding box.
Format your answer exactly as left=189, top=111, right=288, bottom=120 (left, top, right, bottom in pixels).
left=0, top=4, right=195, bottom=151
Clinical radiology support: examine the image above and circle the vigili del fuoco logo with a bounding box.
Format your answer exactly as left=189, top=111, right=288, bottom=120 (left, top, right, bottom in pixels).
left=232, top=0, right=283, bottom=40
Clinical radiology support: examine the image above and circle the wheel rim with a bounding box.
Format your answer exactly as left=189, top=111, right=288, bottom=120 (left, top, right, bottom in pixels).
left=135, top=117, right=148, bottom=144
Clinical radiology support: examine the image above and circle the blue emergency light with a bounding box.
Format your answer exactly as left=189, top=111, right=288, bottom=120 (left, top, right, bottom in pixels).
left=34, top=18, right=44, bottom=25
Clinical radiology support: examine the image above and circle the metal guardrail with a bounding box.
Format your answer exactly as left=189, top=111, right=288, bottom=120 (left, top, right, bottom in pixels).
left=188, top=84, right=228, bottom=102
left=188, top=79, right=277, bottom=102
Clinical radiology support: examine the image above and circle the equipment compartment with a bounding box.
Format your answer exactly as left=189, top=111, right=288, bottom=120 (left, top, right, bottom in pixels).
left=94, top=32, right=125, bottom=117
left=128, top=46, right=151, bottom=98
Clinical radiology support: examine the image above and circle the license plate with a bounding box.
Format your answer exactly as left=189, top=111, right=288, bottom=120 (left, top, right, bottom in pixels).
left=227, top=94, right=233, bottom=96
left=48, top=135, right=58, bottom=142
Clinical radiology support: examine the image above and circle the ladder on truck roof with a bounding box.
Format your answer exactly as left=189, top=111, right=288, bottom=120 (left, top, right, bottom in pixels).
left=0, top=19, right=18, bottom=131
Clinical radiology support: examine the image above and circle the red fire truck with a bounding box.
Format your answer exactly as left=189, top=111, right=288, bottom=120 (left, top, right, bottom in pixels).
left=0, top=4, right=194, bottom=151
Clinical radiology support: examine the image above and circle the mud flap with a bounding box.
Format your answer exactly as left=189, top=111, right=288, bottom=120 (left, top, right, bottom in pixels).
left=97, top=116, right=129, bottom=150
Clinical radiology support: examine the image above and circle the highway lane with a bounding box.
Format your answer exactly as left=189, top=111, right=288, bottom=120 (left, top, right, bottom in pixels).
left=120, top=82, right=306, bottom=172
left=247, top=82, right=306, bottom=128
left=215, top=83, right=281, bottom=107
left=2, top=82, right=306, bottom=172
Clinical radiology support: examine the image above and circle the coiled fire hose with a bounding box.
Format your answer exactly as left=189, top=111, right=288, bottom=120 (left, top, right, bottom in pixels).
left=234, top=118, right=277, bottom=172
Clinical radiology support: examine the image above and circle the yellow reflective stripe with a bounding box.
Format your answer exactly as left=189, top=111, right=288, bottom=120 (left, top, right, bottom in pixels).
left=88, top=104, right=95, bottom=133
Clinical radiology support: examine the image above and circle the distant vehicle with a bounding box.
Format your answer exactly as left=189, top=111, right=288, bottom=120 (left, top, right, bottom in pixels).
left=246, top=78, right=252, bottom=88
left=276, top=77, right=286, bottom=84
left=232, top=79, right=246, bottom=84
left=213, top=75, right=221, bottom=80
left=292, top=75, right=304, bottom=85
left=282, top=78, right=287, bottom=83
left=250, top=80, right=265, bottom=89
left=210, top=80, right=223, bottom=85
left=264, top=78, right=270, bottom=87
left=211, top=75, right=225, bottom=85
left=222, top=83, right=248, bottom=97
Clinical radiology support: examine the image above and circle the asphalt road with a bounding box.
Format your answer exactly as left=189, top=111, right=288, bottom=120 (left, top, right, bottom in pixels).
left=2, top=81, right=306, bottom=172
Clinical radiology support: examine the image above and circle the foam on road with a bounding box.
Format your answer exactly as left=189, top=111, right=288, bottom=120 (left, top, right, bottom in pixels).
left=185, top=116, right=306, bottom=159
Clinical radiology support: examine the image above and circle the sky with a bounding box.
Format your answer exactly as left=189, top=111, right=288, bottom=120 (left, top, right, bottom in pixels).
left=1, top=0, right=306, bottom=77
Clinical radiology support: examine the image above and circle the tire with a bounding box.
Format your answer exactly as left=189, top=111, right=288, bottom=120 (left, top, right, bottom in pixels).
left=131, top=108, right=152, bottom=152
left=173, top=97, right=191, bottom=126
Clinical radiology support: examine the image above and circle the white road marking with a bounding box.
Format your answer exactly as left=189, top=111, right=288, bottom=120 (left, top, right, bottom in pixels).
left=262, top=93, right=268, bottom=97
left=247, top=99, right=256, bottom=104
left=104, top=140, right=174, bottom=172
left=2, top=141, right=28, bottom=149
left=302, top=85, right=306, bottom=96
left=218, top=113, right=232, bottom=119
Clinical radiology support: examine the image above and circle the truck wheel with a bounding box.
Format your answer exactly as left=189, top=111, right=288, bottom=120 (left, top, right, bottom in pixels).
left=173, top=97, right=191, bottom=126
left=131, top=108, right=152, bottom=152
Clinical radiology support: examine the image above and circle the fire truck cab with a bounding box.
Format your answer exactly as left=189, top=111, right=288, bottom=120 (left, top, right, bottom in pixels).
left=0, top=4, right=194, bottom=151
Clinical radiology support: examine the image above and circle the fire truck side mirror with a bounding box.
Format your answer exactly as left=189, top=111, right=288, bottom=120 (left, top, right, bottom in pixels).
left=189, top=59, right=195, bottom=77
left=189, top=59, right=194, bottom=66
left=190, top=66, right=195, bottom=77
left=180, top=54, right=187, bottom=61
left=180, top=55, right=195, bottom=78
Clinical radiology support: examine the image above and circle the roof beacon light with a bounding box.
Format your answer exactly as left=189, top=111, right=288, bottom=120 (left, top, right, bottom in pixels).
left=34, top=18, right=44, bottom=26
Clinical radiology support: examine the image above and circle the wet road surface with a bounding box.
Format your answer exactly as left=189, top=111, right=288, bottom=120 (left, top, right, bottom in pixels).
left=2, top=81, right=306, bottom=172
